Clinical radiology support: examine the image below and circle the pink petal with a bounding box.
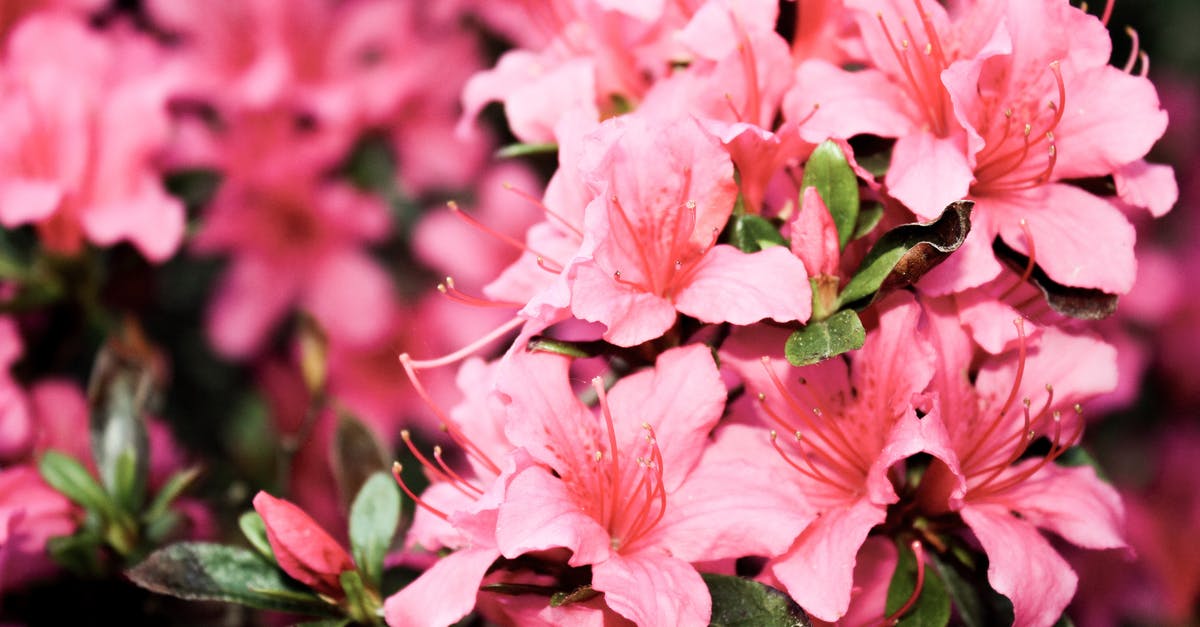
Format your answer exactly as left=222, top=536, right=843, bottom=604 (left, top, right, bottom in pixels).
left=997, top=461, right=1126, bottom=551
left=976, top=327, right=1117, bottom=414
left=852, top=292, right=935, bottom=419
left=383, top=547, right=500, bottom=627
left=207, top=257, right=301, bottom=358
left=1114, top=160, right=1177, bottom=218
left=303, top=249, right=396, bottom=347
left=961, top=503, right=1077, bottom=627
left=592, top=550, right=710, bottom=627
left=786, top=60, right=917, bottom=142
left=0, top=180, right=62, bottom=226
left=791, top=186, right=840, bottom=276
left=915, top=222, right=1004, bottom=296
left=885, top=132, right=973, bottom=220
left=81, top=186, right=186, bottom=262
left=869, top=407, right=957, bottom=505
left=605, top=345, right=725, bottom=490
left=769, top=498, right=888, bottom=622
left=498, top=350, right=592, bottom=468
left=647, top=460, right=813, bottom=563
left=494, top=465, right=611, bottom=566
left=674, top=245, right=811, bottom=326
left=252, top=491, right=355, bottom=597
left=569, top=258, right=678, bottom=347
left=1053, top=66, right=1169, bottom=179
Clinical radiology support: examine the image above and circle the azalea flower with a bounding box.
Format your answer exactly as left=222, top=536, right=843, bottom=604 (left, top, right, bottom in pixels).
left=253, top=491, right=356, bottom=598
left=569, top=114, right=812, bottom=346
left=722, top=292, right=953, bottom=621
left=917, top=298, right=1126, bottom=626
left=493, top=344, right=810, bottom=626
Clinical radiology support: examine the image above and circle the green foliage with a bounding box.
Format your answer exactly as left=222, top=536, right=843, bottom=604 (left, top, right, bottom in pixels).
left=784, top=309, right=866, bottom=367
left=886, top=542, right=951, bottom=627
left=127, top=543, right=340, bottom=616
left=730, top=213, right=788, bottom=253
left=703, top=574, right=810, bottom=627
left=801, top=141, right=859, bottom=249
left=349, top=472, right=402, bottom=591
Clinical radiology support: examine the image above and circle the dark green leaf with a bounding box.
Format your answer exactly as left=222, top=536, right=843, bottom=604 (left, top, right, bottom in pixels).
left=349, top=472, right=402, bottom=591
left=730, top=214, right=788, bottom=253
left=47, top=530, right=103, bottom=576
left=296, top=620, right=352, bottom=627
left=930, top=552, right=985, bottom=627
left=993, top=239, right=1118, bottom=320
left=239, top=511, right=275, bottom=561
left=784, top=309, right=866, bottom=367
left=339, top=570, right=380, bottom=625
left=127, top=543, right=339, bottom=616
left=852, top=203, right=885, bottom=240
left=704, top=573, right=810, bottom=627
left=39, top=451, right=118, bottom=520
left=801, top=141, right=859, bottom=248
left=495, top=142, right=558, bottom=159
left=885, top=541, right=951, bottom=627
left=332, top=414, right=391, bottom=511
left=837, top=201, right=973, bottom=307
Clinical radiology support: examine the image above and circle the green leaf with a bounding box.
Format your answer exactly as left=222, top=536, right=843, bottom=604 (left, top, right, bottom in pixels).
left=703, top=574, right=810, bottom=627
left=885, top=541, right=951, bottom=627
left=239, top=511, right=275, bottom=561
left=332, top=414, right=391, bottom=511
left=39, top=451, right=118, bottom=521
left=837, top=200, right=973, bottom=307
left=349, top=472, right=402, bottom=591
left=801, top=140, right=859, bottom=249
left=852, top=203, right=885, bottom=240
left=730, top=214, right=788, bottom=253
left=527, top=337, right=593, bottom=359
left=46, top=530, right=104, bottom=576
left=339, top=570, right=381, bottom=625
left=127, top=543, right=339, bottom=616
left=784, top=309, right=866, bottom=367
left=143, top=466, right=201, bottom=523
left=495, top=142, right=558, bottom=159
left=549, top=585, right=599, bottom=607
left=929, top=553, right=985, bottom=627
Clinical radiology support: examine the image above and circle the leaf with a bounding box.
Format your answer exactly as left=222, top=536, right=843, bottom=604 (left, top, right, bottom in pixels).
left=852, top=203, right=885, bottom=240
left=239, top=511, right=275, bottom=561
left=837, top=201, right=973, bottom=307
left=929, top=552, right=986, bottom=627
left=885, top=541, right=951, bottom=627
left=127, top=543, right=339, bottom=616
left=527, top=337, right=594, bottom=359
left=993, top=239, right=1118, bottom=320
left=549, top=585, right=599, bottom=607
left=339, top=570, right=381, bottom=625
left=46, top=530, right=104, bottom=576
left=143, top=466, right=201, bottom=523
left=703, top=573, right=810, bottom=627
left=349, top=472, right=402, bottom=591
left=801, top=140, right=859, bottom=249
left=39, top=451, right=118, bottom=521
left=784, top=309, right=866, bottom=367
left=495, top=142, right=558, bottom=159
left=332, top=414, right=391, bottom=511
left=730, top=214, right=788, bottom=253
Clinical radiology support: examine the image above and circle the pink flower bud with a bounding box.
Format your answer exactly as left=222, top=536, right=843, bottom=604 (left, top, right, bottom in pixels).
left=252, top=491, right=355, bottom=597
left=791, top=186, right=840, bottom=277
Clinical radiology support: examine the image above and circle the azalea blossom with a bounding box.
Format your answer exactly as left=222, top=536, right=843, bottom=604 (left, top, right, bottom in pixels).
left=493, top=344, right=810, bottom=626
left=918, top=298, right=1126, bottom=626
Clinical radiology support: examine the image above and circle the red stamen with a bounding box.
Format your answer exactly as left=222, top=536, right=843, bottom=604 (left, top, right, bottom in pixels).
left=961, top=320, right=1028, bottom=466
left=393, top=462, right=448, bottom=521
left=502, top=182, right=584, bottom=238
left=438, top=276, right=524, bottom=309
left=402, top=316, right=524, bottom=371
left=448, top=201, right=562, bottom=265
left=883, top=541, right=926, bottom=625
left=593, top=377, right=624, bottom=534
left=1123, top=27, right=1141, bottom=74
left=999, top=219, right=1037, bottom=300
left=760, top=357, right=869, bottom=472
left=399, top=354, right=502, bottom=475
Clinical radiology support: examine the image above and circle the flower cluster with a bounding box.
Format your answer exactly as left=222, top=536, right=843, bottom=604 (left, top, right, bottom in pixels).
left=0, top=0, right=1192, bottom=626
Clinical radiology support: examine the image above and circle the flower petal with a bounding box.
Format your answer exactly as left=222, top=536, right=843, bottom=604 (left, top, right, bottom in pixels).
left=592, top=550, right=710, bottom=627
left=674, top=245, right=811, bottom=327
left=383, top=547, right=500, bottom=627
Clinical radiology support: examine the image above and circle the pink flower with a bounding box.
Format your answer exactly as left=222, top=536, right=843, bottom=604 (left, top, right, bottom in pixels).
left=253, top=491, right=356, bottom=598
left=0, top=0, right=104, bottom=43
left=0, top=318, right=33, bottom=463
left=0, top=15, right=185, bottom=261
left=787, top=0, right=1170, bottom=296
left=569, top=114, right=812, bottom=346
left=493, top=344, right=810, bottom=626
left=722, top=292, right=952, bottom=621
left=0, top=465, right=76, bottom=593
left=194, top=174, right=395, bottom=358
left=917, top=299, right=1126, bottom=627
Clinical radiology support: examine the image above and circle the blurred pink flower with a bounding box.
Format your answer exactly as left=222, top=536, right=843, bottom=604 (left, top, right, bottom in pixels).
left=0, top=465, right=76, bottom=593
left=0, top=0, right=104, bottom=43
left=0, top=15, right=185, bottom=261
